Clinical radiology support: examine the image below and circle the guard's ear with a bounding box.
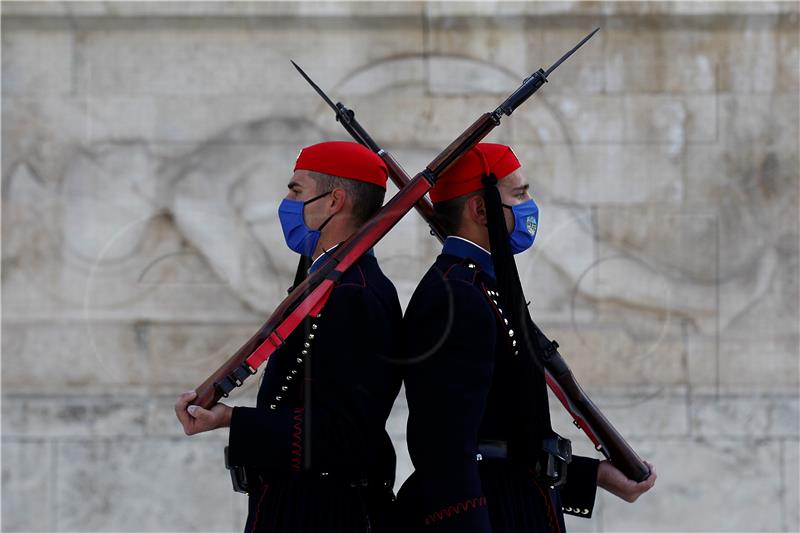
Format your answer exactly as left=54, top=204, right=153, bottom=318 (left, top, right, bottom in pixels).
left=465, top=194, right=487, bottom=227
left=328, top=187, right=348, bottom=215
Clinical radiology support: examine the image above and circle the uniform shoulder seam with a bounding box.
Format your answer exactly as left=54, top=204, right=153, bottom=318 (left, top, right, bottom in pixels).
left=441, top=261, right=479, bottom=284
left=335, top=263, right=367, bottom=289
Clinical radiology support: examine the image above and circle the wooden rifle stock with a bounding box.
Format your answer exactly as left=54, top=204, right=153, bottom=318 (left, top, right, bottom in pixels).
left=529, top=319, right=650, bottom=481
left=543, top=344, right=650, bottom=481
left=380, top=151, right=446, bottom=241
left=427, top=113, right=499, bottom=176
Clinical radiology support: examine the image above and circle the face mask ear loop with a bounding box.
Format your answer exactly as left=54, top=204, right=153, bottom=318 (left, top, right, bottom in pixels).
left=316, top=213, right=335, bottom=232
left=303, top=190, right=332, bottom=205
left=303, top=189, right=335, bottom=232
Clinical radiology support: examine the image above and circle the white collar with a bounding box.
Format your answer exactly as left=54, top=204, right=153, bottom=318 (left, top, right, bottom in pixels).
left=448, top=235, right=491, bottom=256
left=308, top=243, right=340, bottom=272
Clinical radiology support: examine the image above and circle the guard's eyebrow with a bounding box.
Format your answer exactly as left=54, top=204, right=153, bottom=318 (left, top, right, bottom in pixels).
left=512, top=184, right=530, bottom=193
left=287, top=181, right=301, bottom=191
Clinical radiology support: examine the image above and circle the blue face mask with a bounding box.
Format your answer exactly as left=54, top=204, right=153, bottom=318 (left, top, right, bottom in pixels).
left=278, top=191, right=333, bottom=256
left=502, top=198, right=539, bottom=254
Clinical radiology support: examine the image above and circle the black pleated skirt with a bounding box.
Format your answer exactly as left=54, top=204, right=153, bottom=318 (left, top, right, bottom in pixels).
left=243, top=473, right=394, bottom=533
left=480, top=459, right=567, bottom=533
left=394, top=460, right=567, bottom=533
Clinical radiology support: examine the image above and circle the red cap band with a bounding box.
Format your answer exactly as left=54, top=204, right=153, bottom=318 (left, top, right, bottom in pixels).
left=429, top=143, right=521, bottom=203
left=294, top=141, right=388, bottom=189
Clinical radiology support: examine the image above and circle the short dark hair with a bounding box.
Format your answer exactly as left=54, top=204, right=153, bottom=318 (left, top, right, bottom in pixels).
left=309, top=172, right=386, bottom=225
left=433, top=190, right=482, bottom=235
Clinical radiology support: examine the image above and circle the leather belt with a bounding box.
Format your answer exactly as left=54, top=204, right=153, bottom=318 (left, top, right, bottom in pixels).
left=474, top=437, right=572, bottom=487
left=476, top=440, right=508, bottom=460
left=224, top=446, right=390, bottom=494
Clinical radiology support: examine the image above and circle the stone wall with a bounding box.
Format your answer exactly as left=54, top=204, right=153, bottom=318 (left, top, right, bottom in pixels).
left=2, top=1, right=798, bottom=531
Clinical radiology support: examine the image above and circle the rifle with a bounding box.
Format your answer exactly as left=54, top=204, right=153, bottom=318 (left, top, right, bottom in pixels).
left=291, top=30, right=650, bottom=483
left=191, top=27, right=618, bottom=466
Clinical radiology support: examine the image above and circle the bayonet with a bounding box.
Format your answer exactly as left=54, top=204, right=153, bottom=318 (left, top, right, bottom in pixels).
left=546, top=26, right=600, bottom=77
left=291, top=59, right=382, bottom=153
left=496, top=27, right=600, bottom=117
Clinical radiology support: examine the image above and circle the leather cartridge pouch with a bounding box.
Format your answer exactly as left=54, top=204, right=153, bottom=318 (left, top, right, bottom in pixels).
left=224, top=446, right=250, bottom=494
left=534, top=435, right=572, bottom=487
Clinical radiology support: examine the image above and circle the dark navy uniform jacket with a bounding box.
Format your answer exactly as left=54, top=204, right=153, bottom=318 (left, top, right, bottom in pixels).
left=399, top=237, right=599, bottom=532
left=228, top=251, right=402, bottom=484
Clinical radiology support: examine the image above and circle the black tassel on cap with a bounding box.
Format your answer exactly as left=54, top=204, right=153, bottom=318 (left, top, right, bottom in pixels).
left=481, top=173, right=555, bottom=466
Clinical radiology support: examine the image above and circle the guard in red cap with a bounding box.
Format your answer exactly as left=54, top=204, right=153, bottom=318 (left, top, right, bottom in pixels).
left=175, top=141, right=403, bottom=532
left=395, top=143, right=657, bottom=533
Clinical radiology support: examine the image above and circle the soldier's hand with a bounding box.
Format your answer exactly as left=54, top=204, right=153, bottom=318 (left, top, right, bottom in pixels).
left=174, top=390, right=233, bottom=436
left=597, top=460, right=657, bottom=503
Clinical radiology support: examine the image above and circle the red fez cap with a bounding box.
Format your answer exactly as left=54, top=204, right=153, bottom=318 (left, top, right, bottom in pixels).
left=429, top=143, right=521, bottom=203
left=294, top=141, right=388, bottom=189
